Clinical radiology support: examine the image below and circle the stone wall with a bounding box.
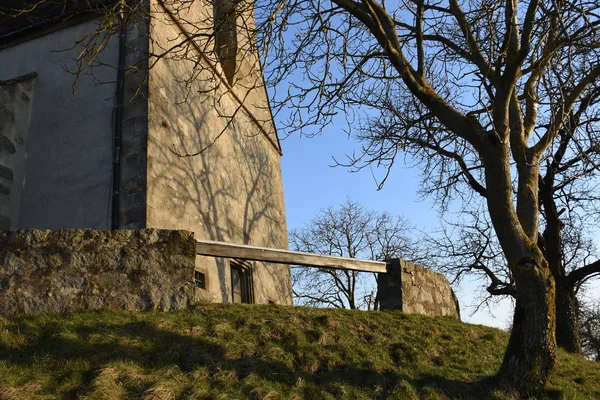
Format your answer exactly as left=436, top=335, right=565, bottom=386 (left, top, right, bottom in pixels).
left=400, top=261, right=460, bottom=318
left=118, top=18, right=150, bottom=230
left=0, top=229, right=197, bottom=315
left=378, top=259, right=460, bottom=319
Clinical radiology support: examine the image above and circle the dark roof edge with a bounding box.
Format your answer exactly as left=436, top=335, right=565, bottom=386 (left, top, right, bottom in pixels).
left=0, top=72, right=38, bottom=85
left=0, top=0, right=119, bottom=50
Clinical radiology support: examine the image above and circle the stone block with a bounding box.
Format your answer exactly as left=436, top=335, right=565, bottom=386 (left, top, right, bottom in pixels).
left=122, top=114, right=148, bottom=138
left=122, top=97, right=148, bottom=121
left=0, top=135, right=15, bottom=154
left=377, top=259, right=403, bottom=311
left=119, top=205, right=146, bottom=226
left=0, top=229, right=196, bottom=315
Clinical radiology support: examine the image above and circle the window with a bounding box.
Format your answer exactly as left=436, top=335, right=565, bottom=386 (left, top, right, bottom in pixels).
left=214, top=0, right=238, bottom=85
left=194, top=270, right=207, bottom=289
left=230, top=259, right=254, bottom=304
left=0, top=72, right=35, bottom=231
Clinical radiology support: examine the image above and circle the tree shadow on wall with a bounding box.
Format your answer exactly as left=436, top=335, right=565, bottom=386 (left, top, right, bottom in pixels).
left=144, top=51, right=290, bottom=303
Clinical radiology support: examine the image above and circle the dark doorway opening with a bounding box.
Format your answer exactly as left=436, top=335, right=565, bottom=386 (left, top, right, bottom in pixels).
left=230, top=259, right=254, bottom=304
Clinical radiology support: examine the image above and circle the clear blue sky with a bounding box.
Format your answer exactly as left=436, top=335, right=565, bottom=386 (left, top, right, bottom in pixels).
left=278, top=128, right=515, bottom=329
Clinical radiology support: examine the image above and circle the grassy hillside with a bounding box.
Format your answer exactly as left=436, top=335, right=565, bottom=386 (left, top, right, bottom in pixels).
left=0, top=304, right=598, bottom=399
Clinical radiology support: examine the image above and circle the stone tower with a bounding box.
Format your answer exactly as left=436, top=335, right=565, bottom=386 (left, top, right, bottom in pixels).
left=0, top=0, right=292, bottom=305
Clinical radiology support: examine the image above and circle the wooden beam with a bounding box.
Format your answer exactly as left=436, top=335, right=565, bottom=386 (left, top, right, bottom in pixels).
left=195, top=240, right=388, bottom=273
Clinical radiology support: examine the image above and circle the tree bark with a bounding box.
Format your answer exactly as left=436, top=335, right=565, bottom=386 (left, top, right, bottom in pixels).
left=540, top=172, right=582, bottom=354
left=498, top=257, right=556, bottom=392
left=555, top=278, right=582, bottom=353
left=481, top=145, right=557, bottom=391
left=543, top=233, right=582, bottom=354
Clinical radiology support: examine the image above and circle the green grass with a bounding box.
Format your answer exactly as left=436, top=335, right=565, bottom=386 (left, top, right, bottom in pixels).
left=0, top=304, right=598, bottom=399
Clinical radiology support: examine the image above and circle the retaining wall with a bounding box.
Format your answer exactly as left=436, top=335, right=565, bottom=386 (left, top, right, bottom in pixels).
left=378, top=259, right=460, bottom=319
left=0, top=229, right=196, bottom=315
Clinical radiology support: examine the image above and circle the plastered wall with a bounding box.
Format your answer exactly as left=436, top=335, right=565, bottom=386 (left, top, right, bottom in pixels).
left=145, top=0, right=291, bottom=305
left=0, top=20, right=118, bottom=230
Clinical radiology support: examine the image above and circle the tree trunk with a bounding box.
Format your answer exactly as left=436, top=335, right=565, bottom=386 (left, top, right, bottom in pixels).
left=542, top=232, right=583, bottom=353
left=539, top=168, right=584, bottom=354
left=555, top=278, right=582, bottom=353
left=498, top=257, right=556, bottom=393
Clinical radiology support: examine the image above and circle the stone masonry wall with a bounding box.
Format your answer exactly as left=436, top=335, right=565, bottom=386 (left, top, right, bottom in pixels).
left=378, top=259, right=460, bottom=319
left=118, top=17, right=150, bottom=229
left=0, top=229, right=197, bottom=315
left=400, top=261, right=460, bottom=319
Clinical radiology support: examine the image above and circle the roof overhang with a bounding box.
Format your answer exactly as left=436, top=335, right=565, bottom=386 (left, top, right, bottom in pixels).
left=0, top=0, right=119, bottom=47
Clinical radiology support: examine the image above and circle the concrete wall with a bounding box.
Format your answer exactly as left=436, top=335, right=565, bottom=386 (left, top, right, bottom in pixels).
left=0, top=19, right=118, bottom=230
left=378, top=259, right=460, bottom=319
left=0, top=229, right=197, bottom=315
left=145, top=0, right=291, bottom=305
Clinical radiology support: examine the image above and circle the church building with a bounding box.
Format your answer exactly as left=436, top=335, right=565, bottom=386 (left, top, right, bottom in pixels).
left=0, top=0, right=292, bottom=305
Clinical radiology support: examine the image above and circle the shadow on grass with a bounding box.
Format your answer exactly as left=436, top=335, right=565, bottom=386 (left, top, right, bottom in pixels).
left=0, top=312, right=507, bottom=399
left=414, top=375, right=567, bottom=400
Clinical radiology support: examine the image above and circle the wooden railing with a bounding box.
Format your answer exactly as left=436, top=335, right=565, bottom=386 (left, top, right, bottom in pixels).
left=195, top=239, right=388, bottom=273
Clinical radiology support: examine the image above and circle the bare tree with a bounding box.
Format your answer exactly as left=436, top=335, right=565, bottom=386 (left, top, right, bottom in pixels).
left=257, top=0, right=600, bottom=391
left=425, top=208, right=515, bottom=301
left=289, top=199, right=416, bottom=310
left=580, top=300, right=600, bottom=361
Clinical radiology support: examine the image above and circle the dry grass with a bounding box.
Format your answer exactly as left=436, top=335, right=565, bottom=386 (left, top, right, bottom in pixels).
left=0, top=304, right=598, bottom=399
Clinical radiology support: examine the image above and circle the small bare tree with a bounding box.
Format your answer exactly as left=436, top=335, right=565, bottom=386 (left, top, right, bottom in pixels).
left=580, top=300, right=600, bottom=361
left=289, top=199, right=417, bottom=310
